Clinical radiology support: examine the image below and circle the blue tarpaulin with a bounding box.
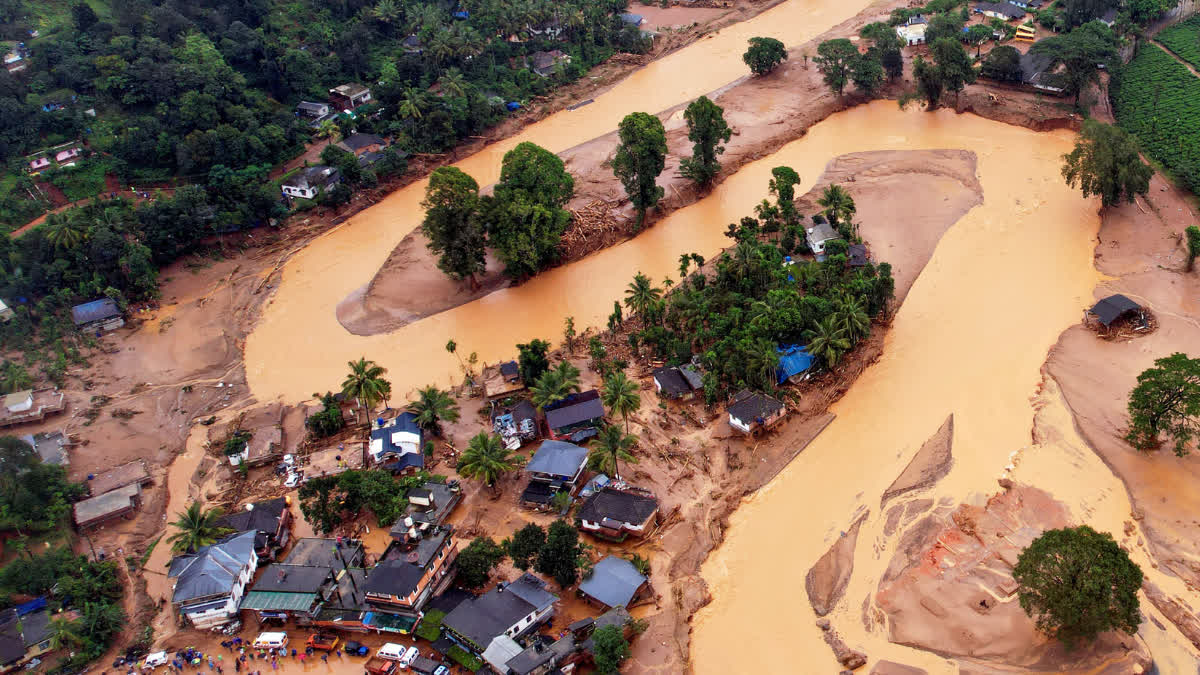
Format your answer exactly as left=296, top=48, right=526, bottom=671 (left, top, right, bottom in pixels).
left=15, top=597, right=45, bottom=615
left=776, top=344, right=815, bottom=384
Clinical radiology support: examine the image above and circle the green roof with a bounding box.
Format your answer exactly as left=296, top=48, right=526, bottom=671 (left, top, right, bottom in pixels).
left=241, top=591, right=319, bottom=612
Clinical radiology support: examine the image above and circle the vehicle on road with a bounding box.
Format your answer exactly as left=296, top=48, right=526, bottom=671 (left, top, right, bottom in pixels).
left=252, top=632, right=288, bottom=649
left=343, top=640, right=369, bottom=656
left=307, top=634, right=339, bottom=651
left=376, top=644, right=406, bottom=661
left=364, top=657, right=397, bottom=675
left=397, top=647, right=419, bottom=669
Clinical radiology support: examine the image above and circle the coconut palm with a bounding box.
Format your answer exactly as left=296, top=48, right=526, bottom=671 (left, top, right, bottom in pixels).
left=457, top=431, right=518, bottom=490
left=804, top=315, right=852, bottom=368
left=47, top=616, right=81, bottom=651
left=587, top=424, right=637, bottom=480
left=530, top=361, right=581, bottom=410
left=623, top=273, right=662, bottom=320
left=43, top=213, right=87, bottom=250
left=817, top=184, right=856, bottom=227
left=836, top=294, right=871, bottom=342
left=437, top=67, right=469, bottom=98
left=407, top=385, right=460, bottom=436
left=601, top=371, right=641, bottom=433
left=167, top=502, right=230, bottom=553
left=397, top=88, right=425, bottom=120
left=342, top=357, right=391, bottom=424
left=372, top=0, right=402, bottom=23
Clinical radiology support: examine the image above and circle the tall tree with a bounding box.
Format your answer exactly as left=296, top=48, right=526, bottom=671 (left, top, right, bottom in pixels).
left=531, top=361, right=582, bottom=410
left=850, top=50, right=886, bottom=96
left=965, top=24, right=994, bottom=58
left=601, top=371, right=641, bottom=433
left=1125, top=352, right=1200, bottom=455
left=1032, top=21, right=1118, bottom=108
left=592, top=624, right=632, bottom=674
left=612, top=112, right=668, bottom=229
left=910, top=55, right=945, bottom=110
left=457, top=432, right=517, bottom=489
left=742, top=36, right=787, bottom=75
left=859, top=22, right=905, bottom=80
left=1187, top=226, right=1200, bottom=272
left=925, top=12, right=965, bottom=43
left=563, top=316, right=577, bottom=354
left=1013, top=526, right=1142, bottom=647
left=407, top=385, right=460, bottom=436
left=680, top=96, right=732, bottom=187
left=487, top=142, right=575, bottom=279
left=624, top=272, right=663, bottom=319
left=456, top=537, right=505, bottom=589
left=929, top=37, right=976, bottom=105
left=817, top=184, right=856, bottom=226
left=421, top=167, right=486, bottom=285
left=342, top=358, right=391, bottom=424
left=167, top=502, right=230, bottom=553
left=814, top=38, right=859, bottom=98
left=980, top=45, right=1024, bottom=83
left=588, top=424, right=637, bottom=480
left=1061, top=120, right=1152, bottom=208
left=804, top=315, right=852, bottom=368
left=769, top=166, right=801, bottom=226
left=535, top=519, right=584, bottom=587
left=505, top=522, right=546, bottom=570
left=517, top=339, right=552, bottom=384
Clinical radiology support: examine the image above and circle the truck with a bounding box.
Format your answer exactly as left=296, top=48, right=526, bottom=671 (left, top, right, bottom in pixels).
left=365, top=657, right=397, bottom=675
left=306, top=634, right=340, bottom=652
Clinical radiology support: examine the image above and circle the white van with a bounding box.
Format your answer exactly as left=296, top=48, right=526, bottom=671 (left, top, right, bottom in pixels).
left=252, top=632, right=289, bottom=649
left=376, top=643, right=407, bottom=662
left=397, top=647, right=420, bottom=669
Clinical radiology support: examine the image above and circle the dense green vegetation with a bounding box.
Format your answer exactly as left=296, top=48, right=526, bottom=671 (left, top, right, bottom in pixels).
left=1061, top=120, right=1151, bottom=208
left=742, top=36, right=786, bottom=76
left=0, top=548, right=125, bottom=670
left=1014, top=526, right=1142, bottom=647
left=622, top=171, right=893, bottom=398
left=1156, top=15, right=1200, bottom=70
left=298, top=468, right=433, bottom=533
left=0, top=435, right=86, bottom=533
left=1113, top=44, right=1200, bottom=194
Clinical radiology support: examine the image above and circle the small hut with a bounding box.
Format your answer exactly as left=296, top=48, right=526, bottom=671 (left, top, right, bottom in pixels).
left=1086, top=294, right=1148, bottom=335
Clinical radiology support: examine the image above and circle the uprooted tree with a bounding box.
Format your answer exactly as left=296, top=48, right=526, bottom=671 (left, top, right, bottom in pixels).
left=1125, top=352, right=1200, bottom=456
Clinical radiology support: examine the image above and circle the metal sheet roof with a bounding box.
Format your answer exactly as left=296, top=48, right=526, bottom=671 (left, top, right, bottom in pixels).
left=240, top=590, right=318, bottom=612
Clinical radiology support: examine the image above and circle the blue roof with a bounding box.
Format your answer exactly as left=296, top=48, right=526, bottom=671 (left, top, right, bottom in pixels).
left=619, top=13, right=644, bottom=24
left=579, top=557, right=646, bottom=608
left=371, top=412, right=422, bottom=443
left=371, top=412, right=424, bottom=468
left=71, top=298, right=121, bottom=326
left=777, top=344, right=815, bottom=383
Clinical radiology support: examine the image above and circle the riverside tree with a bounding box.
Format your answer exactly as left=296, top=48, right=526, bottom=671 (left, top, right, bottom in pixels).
left=980, top=45, right=1024, bottom=83
left=486, top=142, right=575, bottom=280
left=421, top=167, right=486, bottom=285
left=1013, top=526, right=1142, bottom=647
left=814, top=38, right=859, bottom=98
left=612, top=112, right=668, bottom=229
left=743, top=36, right=787, bottom=75
left=1125, top=352, right=1200, bottom=455
left=859, top=22, right=905, bottom=80
left=851, top=49, right=886, bottom=96
left=1061, top=120, right=1152, bottom=208
left=1187, top=226, right=1200, bottom=272
left=930, top=38, right=976, bottom=105
left=1032, top=21, right=1118, bottom=108
left=680, top=96, right=733, bottom=187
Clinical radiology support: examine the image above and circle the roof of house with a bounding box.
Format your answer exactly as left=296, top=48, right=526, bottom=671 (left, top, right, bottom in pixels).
left=653, top=367, right=691, bottom=397
left=19, top=609, right=51, bottom=648
left=402, top=35, right=422, bottom=48
left=239, top=590, right=319, bottom=612
left=806, top=223, right=839, bottom=244
left=776, top=344, right=815, bottom=384
left=679, top=365, right=704, bottom=390
left=543, top=391, right=605, bottom=430
left=976, top=1, right=1025, bottom=18
left=22, top=431, right=66, bottom=465
left=577, top=488, right=658, bottom=527
left=906, top=13, right=928, bottom=24
left=339, top=133, right=385, bottom=152
left=398, top=482, right=461, bottom=527
left=371, top=412, right=423, bottom=452
left=250, top=564, right=331, bottom=594
left=364, top=558, right=426, bottom=599
left=89, top=460, right=150, bottom=495
left=73, top=483, right=140, bottom=526
left=499, top=361, right=520, bottom=379
left=216, top=497, right=287, bottom=535
left=168, top=531, right=257, bottom=604
left=331, top=83, right=370, bottom=97
left=619, top=12, right=644, bottom=25
left=1089, top=294, right=1141, bottom=326
left=481, top=635, right=525, bottom=674
left=530, top=50, right=568, bottom=71
left=71, top=298, right=121, bottom=326
left=443, top=574, right=557, bottom=648
left=505, top=634, right=576, bottom=675
left=285, top=538, right=361, bottom=570
left=727, top=389, right=785, bottom=424
left=578, top=556, right=647, bottom=609
left=525, top=440, right=589, bottom=477
left=847, top=244, right=869, bottom=267
left=297, top=101, right=328, bottom=113
left=0, top=610, right=25, bottom=665
left=283, top=166, right=340, bottom=191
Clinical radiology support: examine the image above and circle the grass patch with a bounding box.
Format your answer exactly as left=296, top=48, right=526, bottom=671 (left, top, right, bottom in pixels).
left=447, top=646, right=482, bottom=672
left=44, top=157, right=116, bottom=202
left=413, top=609, right=445, bottom=642
left=1113, top=44, right=1200, bottom=194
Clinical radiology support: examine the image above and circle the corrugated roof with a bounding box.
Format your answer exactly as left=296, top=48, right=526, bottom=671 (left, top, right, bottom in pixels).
left=525, top=441, right=588, bottom=478
left=71, top=298, right=121, bottom=326
left=73, top=483, right=140, bottom=526
left=240, top=590, right=318, bottom=612
left=578, top=556, right=646, bottom=609
left=169, top=531, right=257, bottom=604
left=543, top=394, right=605, bottom=431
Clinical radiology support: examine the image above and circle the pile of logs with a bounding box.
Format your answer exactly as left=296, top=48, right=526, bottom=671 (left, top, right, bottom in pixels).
left=561, top=200, right=627, bottom=258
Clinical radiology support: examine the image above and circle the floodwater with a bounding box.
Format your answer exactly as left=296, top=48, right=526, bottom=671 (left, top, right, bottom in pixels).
left=243, top=0, right=876, bottom=402
left=687, top=113, right=1198, bottom=669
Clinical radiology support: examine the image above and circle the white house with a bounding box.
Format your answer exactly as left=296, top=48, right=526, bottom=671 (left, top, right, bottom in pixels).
left=727, top=389, right=786, bottom=435
left=896, top=15, right=928, bottom=46
left=281, top=166, right=341, bottom=200
left=805, top=222, right=840, bottom=256
left=168, top=531, right=258, bottom=629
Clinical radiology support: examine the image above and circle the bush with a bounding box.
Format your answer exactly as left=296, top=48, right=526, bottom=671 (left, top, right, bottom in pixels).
left=447, top=646, right=482, bottom=671
left=414, top=609, right=445, bottom=641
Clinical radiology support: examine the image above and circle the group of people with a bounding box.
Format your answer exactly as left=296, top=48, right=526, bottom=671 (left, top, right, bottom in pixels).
left=155, top=641, right=336, bottom=675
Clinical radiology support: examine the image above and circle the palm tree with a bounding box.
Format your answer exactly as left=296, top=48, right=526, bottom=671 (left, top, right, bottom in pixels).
left=624, top=273, right=662, bottom=320
left=408, top=385, right=460, bottom=436
left=167, top=502, right=230, bottom=553
left=601, top=371, right=641, bottom=433
left=530, top=362, right=581, bottom=410
left=81, top=601, right=125, bottom=642
left=397, top=88, right=425, bottom=120
left=47, top=616, right=80, bottom=651
left=43, top=214, right=87, bottom=250
left=817, top=184, right=856, bottom=227
left=588, top=424, right=637, bottom=480
left=836, top=294, right=871, bottom=342
left=342, top=357, right=391, bottom=424
left=457, top=432, right=517, bottom=491
left=372, top=0, right=402, bottom=24
left=437, top=67, right=469, bottom=98
left=804, top=315, right=852, bottom=368
left=0, top=362, right=31, bottom=394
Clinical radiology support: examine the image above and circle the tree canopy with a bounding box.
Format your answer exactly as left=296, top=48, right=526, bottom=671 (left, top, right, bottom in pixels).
left=1032, top=21, right=1119, bottom=107
left=534, top=519, right=585, bottom=587
left=980, top=45, right=1024, bottom=83
left=1062, top=120, right=1152, bottom=209
left=680, top=96, right=732, bottom=187
left=486, top=142, right=575, bottom=279
left=1125, top=352, right=1200, bottom=455
left=742, top=37, right=788, bottom=76
left=421, top=167, right=486, bottom=284
left=456, top=537, right=506, bottom=589
left=814, top=39, right=859, bottom=98
left=612, top=112, right=668, bottom=229
left=592, top=624, right=632, bottom=674
left=1013, top=526, right=1142, bottom=647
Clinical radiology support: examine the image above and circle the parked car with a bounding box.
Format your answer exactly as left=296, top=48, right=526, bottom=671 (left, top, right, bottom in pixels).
left=252, top=632, right=288, bottom=649
left=144, top=652, right=168, bottom=669
left=376, top=644, right=406, bottom=661
left=365, top=657, right=397, bottom=675
left=343, top=640, right=369, bottom=657
left=397, top=647, right=419, bottom=669
left=306, top=634, right=339, bottom=651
